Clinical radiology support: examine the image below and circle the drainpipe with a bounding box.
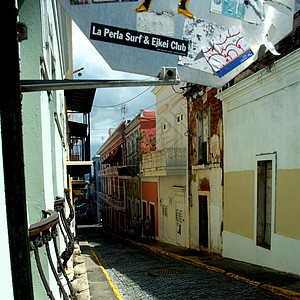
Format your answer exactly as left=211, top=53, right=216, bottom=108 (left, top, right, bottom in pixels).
left=185, top=86, right=192, bottom=249
left=1, top=4, right=33, bottom=299
left=185, top=83, right=199, bottom=249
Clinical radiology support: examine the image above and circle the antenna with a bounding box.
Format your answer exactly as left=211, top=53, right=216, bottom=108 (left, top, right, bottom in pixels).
left=100, top=104, right=127, bottom=122
left=121, top=104, right=127, bottom=121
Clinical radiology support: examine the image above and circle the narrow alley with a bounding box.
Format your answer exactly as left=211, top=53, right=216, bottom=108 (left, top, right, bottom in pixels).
left=78, top=228, right=284, bottom=300
left=3, top=0, right=300, bottom=299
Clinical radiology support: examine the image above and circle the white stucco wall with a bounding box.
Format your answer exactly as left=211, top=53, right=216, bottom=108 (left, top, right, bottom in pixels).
left=153, top=84, right=187, bottom=150
left=151, top=84, right=189, bottom=248
left=158, top=175, right=187, bottom=246
left=220, top=49, right=300, bottom=173
left=218, top=48, right=300, bottom=275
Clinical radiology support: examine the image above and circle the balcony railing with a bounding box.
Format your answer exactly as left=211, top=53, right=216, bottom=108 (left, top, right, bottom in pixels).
left=100, top=192, right=125, bottom=210
left=118, top=165, right=140, bottom=177
left=104, top=166, right=119, bottom=176
left=99, top=165, right=140, bottom=178
left=55, top=189, right=75, bottom=270
left=142, top=147, right=186, bottom=170
left=29, top=190, right=76, bottom=300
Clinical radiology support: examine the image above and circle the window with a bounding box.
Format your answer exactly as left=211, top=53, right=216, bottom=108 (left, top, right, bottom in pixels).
left=127, top=141, right=131, bottom=164
left=142, top=201, right=147, bottom=221
left=131, top=138, right=134, bottom=165
left=176, top=113, right=183, bottom=123
left=119, top=180, right=124, bottom=202
left=197, top=110, right=210, bottom=165
left=175, top=112, right=184, bottom=147
left=162, top=204, right=168, bottom=217
left=176, top=208, right=183, bottom=223
left=256, top=155, right=276, bottom=249
left=161, top=121, right=168, bottom=148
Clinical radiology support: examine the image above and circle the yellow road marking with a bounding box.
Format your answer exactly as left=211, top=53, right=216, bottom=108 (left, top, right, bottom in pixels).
left=85, top=240, right=124, bottom=300
left=101, top=230, right=300, bottom=300
left=261, top=284, right=300, bottom=300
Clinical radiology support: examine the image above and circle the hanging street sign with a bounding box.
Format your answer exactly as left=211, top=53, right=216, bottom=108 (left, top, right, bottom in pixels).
left=90, top=23, right=189, bottom=56
left=57, top=0, right=296, bottom=87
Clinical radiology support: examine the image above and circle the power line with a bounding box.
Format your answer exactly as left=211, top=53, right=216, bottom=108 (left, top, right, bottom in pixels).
left=90, top=91, right=179, bottom=131
left=92, top=86, right=153, bottom=109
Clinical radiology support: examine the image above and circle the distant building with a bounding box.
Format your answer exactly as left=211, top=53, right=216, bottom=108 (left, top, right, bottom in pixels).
left=93, top=154, right=102, bottom=222
left=97, top=122, right=126, bottom=232
left=95, top=111, right=156, bottom=234
left=124, top=110, right=156, bottom=233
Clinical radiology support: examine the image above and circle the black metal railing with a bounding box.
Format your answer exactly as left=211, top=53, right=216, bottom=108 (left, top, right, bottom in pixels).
left=29, top=191, right=77, bottom=300
left=54, top=189, right=75, bottom=271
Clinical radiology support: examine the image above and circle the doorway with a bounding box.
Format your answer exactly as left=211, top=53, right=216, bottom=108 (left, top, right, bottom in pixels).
left=149, top=202, right=155, bottom=237
left=199, top=195, right=208, bottom=249
left=142, top=200, right=147, bottom=222
left=256, top=160, right=273, bottom=249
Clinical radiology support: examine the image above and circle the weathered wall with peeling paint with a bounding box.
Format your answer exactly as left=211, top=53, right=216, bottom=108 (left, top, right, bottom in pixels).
left=188, top=87, right=223, bottom=167
left=190, top=166, right=223, bottom=254
left=186, top=87, right=223, bottom=254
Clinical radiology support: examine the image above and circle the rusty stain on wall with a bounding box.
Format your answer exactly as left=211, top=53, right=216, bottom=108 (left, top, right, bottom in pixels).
left=184, top=84, right=224, bottom=254
left=199, top=178, right=210, bottom=191
left=187, top=86, right=223, bottom=171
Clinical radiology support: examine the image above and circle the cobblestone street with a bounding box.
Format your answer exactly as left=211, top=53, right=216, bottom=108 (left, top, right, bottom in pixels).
left=78, top=228, right=283, bottom=300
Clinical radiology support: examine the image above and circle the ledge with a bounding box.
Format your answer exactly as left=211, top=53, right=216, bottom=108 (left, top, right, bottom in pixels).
left=192, top=163, right=221, bottom=170
left=217, top=48, right=300, bottom=111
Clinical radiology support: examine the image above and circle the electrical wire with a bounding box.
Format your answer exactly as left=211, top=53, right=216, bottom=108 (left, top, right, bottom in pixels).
left=90, top=90, right=180, bottom=131
left=92, top=86, right=153, bottom=109
left=171, top=85, right=184, bottom=94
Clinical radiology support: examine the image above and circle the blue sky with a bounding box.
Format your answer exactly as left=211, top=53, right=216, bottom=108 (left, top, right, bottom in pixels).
left=72, top=22, right=156, bottom=157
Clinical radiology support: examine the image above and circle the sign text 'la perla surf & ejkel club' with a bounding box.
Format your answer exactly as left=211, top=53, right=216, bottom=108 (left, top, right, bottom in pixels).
left=90, top=22, right=189, bottom=57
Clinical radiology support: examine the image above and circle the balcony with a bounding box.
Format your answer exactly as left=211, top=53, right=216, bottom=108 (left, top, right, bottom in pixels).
left=142, top=147, right=186, bottom=176
left=99, top=165, right=140, bottom=178
left=104, top=166, right=119, bottom=176
left=100, top=192, right=125, bottom=211
left=97, top=169, right=105, bottom=177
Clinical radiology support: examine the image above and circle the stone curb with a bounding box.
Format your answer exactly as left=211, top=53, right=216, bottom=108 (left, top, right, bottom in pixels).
left=71, top=241, right=91, bottom=300
left=103, top=230, right=300, bottom=300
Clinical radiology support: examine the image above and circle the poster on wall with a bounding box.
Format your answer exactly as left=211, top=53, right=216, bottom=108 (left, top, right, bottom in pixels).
left=57, top=0, right=295, bottom=87
left=202, top=26, right=254, bottom=78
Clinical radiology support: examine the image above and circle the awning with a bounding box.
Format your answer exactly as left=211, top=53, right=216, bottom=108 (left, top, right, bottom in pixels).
left=65, top=88, right=96, bottom=113
left=68, top=121, right=87, bottom=137
left=102, top=146, right=122, bottom=164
